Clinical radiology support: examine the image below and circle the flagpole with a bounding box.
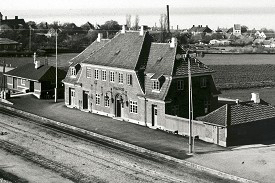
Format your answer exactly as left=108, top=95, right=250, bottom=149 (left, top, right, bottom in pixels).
left=54, top=29, right=58, bottom=103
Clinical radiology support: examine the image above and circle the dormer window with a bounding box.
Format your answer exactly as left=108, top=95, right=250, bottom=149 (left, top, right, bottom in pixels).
left=153, top=80, right=160, bottom=90
left=151, top=74, right=165, bottom=92
left=70, top=67, right=76, bottom=76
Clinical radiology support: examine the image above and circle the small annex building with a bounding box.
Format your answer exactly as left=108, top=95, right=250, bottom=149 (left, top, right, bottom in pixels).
left=4, top=57, right=66, bottom=99
left=198, top=93, right=275, bottom=146
left=63, top=25, right=219, bottom=133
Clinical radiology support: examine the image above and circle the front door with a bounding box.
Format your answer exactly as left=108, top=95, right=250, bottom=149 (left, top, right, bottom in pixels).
left=83, top=91, right=88, bottom=109
left=13, top=77, right=17, bottom=89
left=30, top=81, right=34, bottom=92
left=70, top=89, right=76, bottom=106
left=116, top=99, right=121, bottom=117
left=152, top=105, right=157, bottom=126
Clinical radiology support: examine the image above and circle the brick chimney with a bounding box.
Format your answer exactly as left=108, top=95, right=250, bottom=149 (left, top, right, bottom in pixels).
left=121, top=25, right=126, bottom=34
left=170, top=37, right=177, bottom=48
left=97, top=33, right=103, bottom=42
left=140, top=25, right=144, bottom=36
left=251, top=92, right=260, bottom=104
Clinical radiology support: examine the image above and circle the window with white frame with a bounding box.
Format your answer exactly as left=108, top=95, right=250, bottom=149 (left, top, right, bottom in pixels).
left=86, top=67, right=92, bottom=78
left=70, top=67, right=76, bottom=76
left=127, top=74, right=132, bottom=85
left=110, top=71, right=115, bottom=82
left=102, top=70, right=107, bottom=81
left=130, top=100, right=138, bottom=113
left=118, top=73, right=123, bottom=84
left=95, top=94, right=100, bottom=105
left=200, top=77, right=207, bottom=88
left=177, top=80, right=184, bottom=90
left=21, top=79, right=26, bottom=86
left=104, top=98, right=110, bottom=107
left=94, top=69, right=99, bottom=80
left=153, top=80, right=160, bottom=90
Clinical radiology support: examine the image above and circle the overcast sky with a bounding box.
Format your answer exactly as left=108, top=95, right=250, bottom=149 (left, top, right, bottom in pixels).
left=1, top=0, right=275, bottom=10
left=1, top=0, right=275, bottom=29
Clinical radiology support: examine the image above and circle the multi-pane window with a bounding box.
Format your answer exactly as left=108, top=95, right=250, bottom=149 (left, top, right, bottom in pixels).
left=118, top=73, right=123, bottom=84
left=102, top=70, right=107, bottom=81
left=127, top=74, right=132, bottom=85
left=130, top=100, right=138, bottom=113
left=95, top=69, right=99, bottom=80
left=177, top=80, right=184, bottom=90
left=86, top=67, right=92, bottom=78
left=70, top=67, right=76, bottom=76
left=105, top=98, right=110, bottom=107
left=110, top=71, right=115, bottom=82
left=21, top=79, right=26, bottom=86
left=153, top=80, right=160, bottom=90
left=200, top=77, right=207, bottom=88
left=95, top=94, right=100, bottom=105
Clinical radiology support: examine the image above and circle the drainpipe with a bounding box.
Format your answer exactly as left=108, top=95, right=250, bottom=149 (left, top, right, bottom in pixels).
left=144, top=97, right=147, bottom=126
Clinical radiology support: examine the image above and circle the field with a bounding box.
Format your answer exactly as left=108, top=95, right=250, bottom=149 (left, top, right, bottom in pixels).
left=210, top=65, right=275, bottom=89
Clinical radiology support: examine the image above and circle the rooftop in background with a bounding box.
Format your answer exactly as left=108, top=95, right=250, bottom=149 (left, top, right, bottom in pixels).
left=0, top=38, right=20, bottom=45
left=198, top=96, right=275, bottom=127
left=4, top=63, right=66, bottom=81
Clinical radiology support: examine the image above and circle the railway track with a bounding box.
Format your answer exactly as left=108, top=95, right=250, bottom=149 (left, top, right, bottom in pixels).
left=0, top=107, right=192, bottom=183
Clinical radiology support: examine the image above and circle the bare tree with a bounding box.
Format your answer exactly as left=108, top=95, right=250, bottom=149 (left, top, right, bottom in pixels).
left=159, top=14, right=168, bottom=31
left=133, top=15, right=139, bottom=30
left=126, top=14, right=131, bottom=29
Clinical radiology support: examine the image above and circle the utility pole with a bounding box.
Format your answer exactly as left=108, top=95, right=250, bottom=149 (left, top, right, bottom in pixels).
left=55, top=29, right=58, bottom=103
left=187, top=51, right=193, bottom=154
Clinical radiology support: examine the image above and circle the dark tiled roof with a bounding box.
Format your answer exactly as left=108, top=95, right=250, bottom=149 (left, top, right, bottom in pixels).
left=1, top=18, right=27, bottom=29
left=82, top=31, right=146, bottom=70
left=189, top=26, right=212, bottom=33
left=69, top=39, right=110, bottom=66
left=173, top=57, right=214, bottom=76
left=4, top=63, right=66, bottom=81
left=145, top=43, right=176, bottom=75
left=197, top=105, right=227, bottom=126
left=198, top=100, right=275, bottom=126
left=0, top=38, right=19, bottom=45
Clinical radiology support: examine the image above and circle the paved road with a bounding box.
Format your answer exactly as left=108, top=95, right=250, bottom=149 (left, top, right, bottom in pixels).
left=0, top=110, right=235, bottom=183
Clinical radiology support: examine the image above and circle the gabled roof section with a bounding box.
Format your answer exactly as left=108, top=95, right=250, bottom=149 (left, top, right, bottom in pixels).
left=82, top=31, right=147, bottom=70
left=173, top=57, right=214, bottom=76
left=197, top=105, right=228, bottom=127
left=69, top=39, right=110, bottom=66
left=198, top=100, right=275, bottom=126
left=145, top=43, right=177, bottom=76
left=4, top=63, right=65, bottom=81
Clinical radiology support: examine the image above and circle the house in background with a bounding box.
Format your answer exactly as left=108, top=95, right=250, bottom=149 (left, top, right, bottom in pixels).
left=4, top=54, right=66, bottom=99
left=197, top=93, right=275, bottom=146
left=63, top=25, right=219, bottom=130
left=233, top=24, right=241, bottom=36
left=189, top=25, right=213, bottom=35
left=0, top=12, right=27, bottom=30
left=0, top=38, right=22, bottom=52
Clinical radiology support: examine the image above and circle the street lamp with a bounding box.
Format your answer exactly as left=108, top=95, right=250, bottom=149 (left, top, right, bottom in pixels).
left=54, top=29, right=58, bottom=103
